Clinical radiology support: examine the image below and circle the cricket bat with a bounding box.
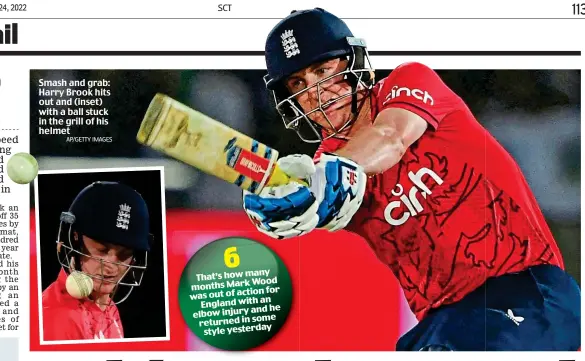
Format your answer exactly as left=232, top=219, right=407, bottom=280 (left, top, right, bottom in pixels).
left=136, top=93, right=305, bottom=195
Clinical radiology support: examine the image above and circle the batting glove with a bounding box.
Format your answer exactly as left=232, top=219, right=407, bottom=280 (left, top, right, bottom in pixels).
left=311, top=153, right=367, bottom=231
left=267, top=153, right=367, bottom=232
left=243, top=165, right=319, bottom=239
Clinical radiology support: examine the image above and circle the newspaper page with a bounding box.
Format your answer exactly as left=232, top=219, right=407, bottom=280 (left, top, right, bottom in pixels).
left=0, top=1, right=583, bottom=361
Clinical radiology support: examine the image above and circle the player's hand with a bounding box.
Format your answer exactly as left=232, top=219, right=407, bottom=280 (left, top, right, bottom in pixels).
left=269, top=153, right=367, bottom=232
left=243, top=175, right=319, bottom=240
left=311, top=152, right=367, bottom=231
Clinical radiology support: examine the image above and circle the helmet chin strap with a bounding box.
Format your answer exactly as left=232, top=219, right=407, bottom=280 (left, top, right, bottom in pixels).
left=332, top=94, right=369, bottom=140
left=348, top=45, right=371, bottom=119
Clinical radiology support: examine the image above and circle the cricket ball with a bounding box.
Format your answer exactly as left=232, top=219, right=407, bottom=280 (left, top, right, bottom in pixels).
left=7, top=152, right=38, bottom=184
left=65, top=271, right=94, bottom=299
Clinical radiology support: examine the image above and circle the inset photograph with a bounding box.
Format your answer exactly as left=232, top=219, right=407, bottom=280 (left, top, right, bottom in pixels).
left=33, top=167, right=169, bottom=344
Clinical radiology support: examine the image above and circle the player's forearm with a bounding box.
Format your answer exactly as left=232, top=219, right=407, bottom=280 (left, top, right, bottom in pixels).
left=334, top=124, right=406, bottom=175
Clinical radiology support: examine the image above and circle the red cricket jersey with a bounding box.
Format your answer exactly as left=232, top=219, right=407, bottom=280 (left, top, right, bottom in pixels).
left=315, top=62, right=564, bottom=320
left=42, top=269, right=124, bottom=341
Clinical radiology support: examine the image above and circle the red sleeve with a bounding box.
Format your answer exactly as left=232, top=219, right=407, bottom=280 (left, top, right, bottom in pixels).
left=374, top=62, right=462, bottom=130
left=313, top=143, right=330, bottom=162
left=43, top=307, right=84, bottom=341
left=313, top=138, right=346, bottom=162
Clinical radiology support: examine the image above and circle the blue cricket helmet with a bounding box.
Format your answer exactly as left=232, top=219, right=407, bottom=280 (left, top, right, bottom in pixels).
left=265, top=8, right=357, bottom=90
left=263, top=8, right=375, bottom=143
left=67, top=181, right=151, bottom=251
left=57, top=181, right=151, bottom=304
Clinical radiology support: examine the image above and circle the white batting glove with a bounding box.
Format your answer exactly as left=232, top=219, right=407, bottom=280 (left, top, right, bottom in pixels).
left=242, top=157, right=319, bottom=239
left=265, top=153, right=367, bottom=232
left=311, top=153, right=367, bottom=231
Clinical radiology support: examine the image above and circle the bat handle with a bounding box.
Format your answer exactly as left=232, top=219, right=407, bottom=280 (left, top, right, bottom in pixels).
left=267, top=163, right=309, bottom=187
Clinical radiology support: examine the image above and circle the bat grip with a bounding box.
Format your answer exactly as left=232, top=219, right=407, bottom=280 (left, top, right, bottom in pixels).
left=267, top=163, right=309, bottom=187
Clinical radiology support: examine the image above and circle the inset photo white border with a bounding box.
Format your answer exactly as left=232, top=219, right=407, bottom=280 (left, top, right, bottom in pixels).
left=33, top=166, right=170, bottom=345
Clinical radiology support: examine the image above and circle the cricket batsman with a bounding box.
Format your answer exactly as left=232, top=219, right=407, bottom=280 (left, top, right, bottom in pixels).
left=243, top=8, right=581, bottom=351
left=42, top=181, right=151, bottom=341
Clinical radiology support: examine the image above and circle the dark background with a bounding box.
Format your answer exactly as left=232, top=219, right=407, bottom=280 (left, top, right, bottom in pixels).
left=36, top=169, right=167, bottom=339
left=29, top=69, right=581, bottom=159
left=29, top=68, right=581, bottom=282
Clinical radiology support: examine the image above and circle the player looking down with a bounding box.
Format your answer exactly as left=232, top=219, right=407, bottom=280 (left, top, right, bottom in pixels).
left=243, top=8, right=581, bottom=351
left=42, top=181, right=151, bottom=341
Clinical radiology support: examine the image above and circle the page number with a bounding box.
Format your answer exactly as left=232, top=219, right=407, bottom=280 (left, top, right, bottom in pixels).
left=573, top=3, right=585, bottom=15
